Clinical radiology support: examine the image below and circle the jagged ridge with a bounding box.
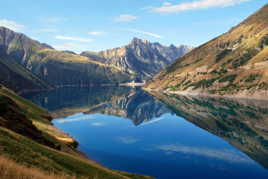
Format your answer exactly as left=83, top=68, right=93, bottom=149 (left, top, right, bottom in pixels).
left=81, top=38, right=193, bottom=80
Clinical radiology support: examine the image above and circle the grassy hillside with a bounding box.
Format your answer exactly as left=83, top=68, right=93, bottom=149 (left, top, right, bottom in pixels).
left=0, top=56, right=52, bottom=93
left=0, top=85, right=152, bottom=179
left=146, top=4, right=268, bottom=98
left=0, top=26, right=130, bottom=89
left=0, top=156, right=69, bottom=179
left=29, top=49, right=130, bottom=86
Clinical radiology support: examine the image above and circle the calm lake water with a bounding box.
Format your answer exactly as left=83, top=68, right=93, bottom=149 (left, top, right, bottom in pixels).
left=24, top=87, right=268, bottom=179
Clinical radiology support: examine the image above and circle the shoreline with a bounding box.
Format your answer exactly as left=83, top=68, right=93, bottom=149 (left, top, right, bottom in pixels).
left=143, top=88, right=268, bottom=102
left=19, top=83, right=143, bottom=95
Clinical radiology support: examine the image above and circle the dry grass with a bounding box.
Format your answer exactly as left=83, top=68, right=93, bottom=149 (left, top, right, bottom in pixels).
left=0, top=156, right=73, bottom=179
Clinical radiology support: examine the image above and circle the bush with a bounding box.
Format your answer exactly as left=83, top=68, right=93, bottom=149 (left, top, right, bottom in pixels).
left=191, top=78, right=219, bottom=89
left=245, top=74, right=261, bottom=83
left=215, top=49, right=232, bottom=62
left=259, top=35, right=268, bottom=49
left=232, top=49, right=259, bottom=68
left=219, top=74, right=237, bottom=83
left=220, top=84, right=239, bottom=92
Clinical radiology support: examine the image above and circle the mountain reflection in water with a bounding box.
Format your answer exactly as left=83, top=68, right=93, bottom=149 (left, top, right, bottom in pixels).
left=150, top=92, right=268, bottom=169
left=24, top=87, right=268, bottom=179
left=24, top=87, right=170, bottom=126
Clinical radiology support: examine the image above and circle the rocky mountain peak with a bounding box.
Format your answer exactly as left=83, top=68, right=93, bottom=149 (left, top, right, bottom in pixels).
left=131, top=37, right=150, bottom=45
left=169, top=44, right=177, bottom=49
left=81, top=38, right=193, bottom=80
left=0, top=26, right=53, bottom=51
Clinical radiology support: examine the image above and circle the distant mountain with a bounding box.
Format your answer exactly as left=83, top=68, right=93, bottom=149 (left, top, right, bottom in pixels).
left=0, top=26, right=130, bottom=92
left=81, top=38, right=193, bottom=80
left=146, top=4, right=268, bottom=99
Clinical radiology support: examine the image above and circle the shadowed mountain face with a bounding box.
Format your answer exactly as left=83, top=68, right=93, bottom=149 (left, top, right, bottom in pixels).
left=150, top=92, right=268, bottom=169
left=147, top=4, right=268, bottom=98
left=24, top=87, right=171, bottom=125
left=81, top=38, right=193, bottom=80
left=0, top=27, right=130, bottom=91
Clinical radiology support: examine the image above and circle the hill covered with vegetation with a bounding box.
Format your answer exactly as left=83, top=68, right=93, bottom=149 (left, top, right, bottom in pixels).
left=146, top=4, right=268, bottom=99
left=0, top=85, right=152, bottom=179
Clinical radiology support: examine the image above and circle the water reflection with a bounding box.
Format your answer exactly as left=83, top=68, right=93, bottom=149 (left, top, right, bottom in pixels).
left=151, top=92, right=268, bottom=169
left=24, top=87, right=170, bottom=125
left=24, top=87, right=268, bottom=178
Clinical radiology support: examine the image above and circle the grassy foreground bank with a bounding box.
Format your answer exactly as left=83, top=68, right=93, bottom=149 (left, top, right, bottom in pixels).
left=0, top=85, right=152, bottom=179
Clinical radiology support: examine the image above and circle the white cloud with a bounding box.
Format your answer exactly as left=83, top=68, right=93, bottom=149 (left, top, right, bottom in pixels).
left=0, top=19, right=25, bottom=31
left=157, top=144, right=252, bottom=163
left=56, top=114, right=94, bottom=123
left=114, top=14, right=137, bottom=22
left=55, top=35, right=93, bottom=43
left=91, top=122, right=105, bottom=126
left=152, top=0, right=252, bottom=13
left=140, top=117, right=165, bottom=126
left=163, top=2, right=172, bottom=6
left=88, top=31, right=104, bottom=36
left=117, top=137, right=140, bottom=144
left=53, top=42, right=89, bottom=53
left=37, top=28, right=58, bottom=33
left=127, top=29, right=163, bottom=39
left=41, top=17, right=66, bottom=23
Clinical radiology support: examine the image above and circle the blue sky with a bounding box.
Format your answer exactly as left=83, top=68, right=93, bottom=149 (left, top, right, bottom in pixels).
left=0, top=0, right=267, bottom=53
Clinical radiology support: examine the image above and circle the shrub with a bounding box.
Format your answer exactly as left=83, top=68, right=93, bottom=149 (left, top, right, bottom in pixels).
left=219, top=74, right=237, bottom=83
left=245, top=74, right=261, bottom=83
left=220, top=84, right=239, bottom=92
left=232, top=49, right=259, bottom=68
left=191, top=78, right=219, bottom=89
left=259, top=34, right=268, bottom=49
left=215, top=49, right=232, bottom=62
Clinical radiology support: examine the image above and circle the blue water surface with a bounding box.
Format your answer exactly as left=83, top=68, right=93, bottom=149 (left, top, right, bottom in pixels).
left=24, top=87, right=268, bottom=179
left=53, top=112, right=268, bottom=179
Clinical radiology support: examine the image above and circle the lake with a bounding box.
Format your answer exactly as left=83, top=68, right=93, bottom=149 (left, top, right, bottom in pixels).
left=24, top=87, right=268, bottom=179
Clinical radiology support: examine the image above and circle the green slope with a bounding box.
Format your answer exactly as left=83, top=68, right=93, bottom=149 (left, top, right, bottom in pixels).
left=0, top=85, right=152, bottom=179
left=0, top=26, right=130, bottom=89
left=146, top=4, right=268, bottom=99
left=0, top=56, right=52, bottom=93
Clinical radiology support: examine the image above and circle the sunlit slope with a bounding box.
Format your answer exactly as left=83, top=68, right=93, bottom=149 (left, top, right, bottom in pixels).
left=146, top=4, right=268, bottom=98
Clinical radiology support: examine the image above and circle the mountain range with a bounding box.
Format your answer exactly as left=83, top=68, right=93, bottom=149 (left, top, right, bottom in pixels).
left=0, top=26, right=192, bottom=93
left=0, top=27, right=131, bottom=92
left=146, top=4, right=268, bottom=99
left=81, top=38, right=192, bottom=80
